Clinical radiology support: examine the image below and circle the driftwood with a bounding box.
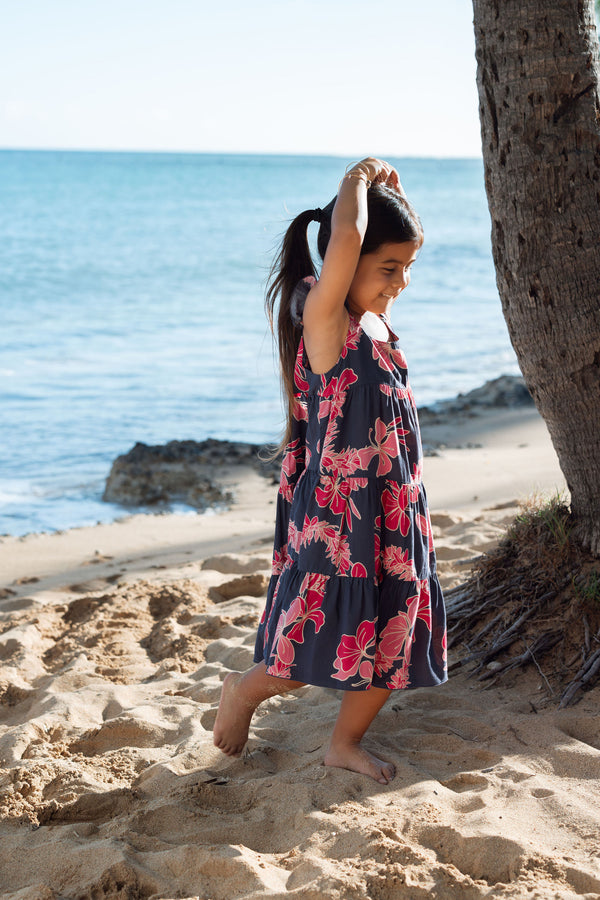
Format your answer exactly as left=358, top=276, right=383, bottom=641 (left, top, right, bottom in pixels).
left=445, top=500, right=600, bottom=707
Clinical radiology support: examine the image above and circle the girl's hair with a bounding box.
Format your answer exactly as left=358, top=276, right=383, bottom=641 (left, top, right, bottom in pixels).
left=266, top=184, right=423, bottom=451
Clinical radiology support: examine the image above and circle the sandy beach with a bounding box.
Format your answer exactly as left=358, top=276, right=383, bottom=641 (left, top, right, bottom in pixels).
left=4, top=403, right=600, bottom=900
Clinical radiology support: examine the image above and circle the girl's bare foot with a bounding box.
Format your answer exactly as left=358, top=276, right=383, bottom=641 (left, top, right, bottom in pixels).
left=213, top=672, right=254, bottom=756
left=324, top=741, right=396, bottom=785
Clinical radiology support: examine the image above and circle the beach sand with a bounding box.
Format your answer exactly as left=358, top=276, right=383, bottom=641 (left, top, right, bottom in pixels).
left=3, top=406, right=600, bottom=900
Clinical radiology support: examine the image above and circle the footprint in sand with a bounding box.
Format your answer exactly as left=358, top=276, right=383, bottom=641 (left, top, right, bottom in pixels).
left=61, top=593, right=111, bottom=624
left=38, top=786, right=133, bottom=827
left=530, top=787, right=554, bottom=799
left=441, top=772, right=489, bottom=793
left=555, top=716, right=600, bottom=752
left=410, top=823, right=525, bottom=885
left=200, top=708, right=218, bottom=731
left=68, top=716, right=178, bottom=756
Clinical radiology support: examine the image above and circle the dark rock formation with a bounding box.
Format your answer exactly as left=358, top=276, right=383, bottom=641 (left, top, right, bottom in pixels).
left=418, top=374, right=533, bottom=425
left=103, top=438, right=279, bottom=510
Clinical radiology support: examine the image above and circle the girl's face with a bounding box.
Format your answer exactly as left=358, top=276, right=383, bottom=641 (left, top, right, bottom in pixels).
left=347, top=240, right=421, bottom=315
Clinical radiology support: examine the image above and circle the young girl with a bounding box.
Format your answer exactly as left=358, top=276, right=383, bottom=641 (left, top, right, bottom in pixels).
left=214, top=157, right=447, bottom=785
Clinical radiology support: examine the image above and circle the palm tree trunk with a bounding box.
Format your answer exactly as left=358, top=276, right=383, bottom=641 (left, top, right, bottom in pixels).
left=472, top=0, right=600, bottom=554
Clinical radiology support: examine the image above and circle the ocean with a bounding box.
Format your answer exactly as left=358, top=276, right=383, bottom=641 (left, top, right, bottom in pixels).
left=0, top=150, right=518, bottom=537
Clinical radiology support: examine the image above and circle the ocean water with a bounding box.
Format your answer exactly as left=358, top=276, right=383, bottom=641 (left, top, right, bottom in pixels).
left=0, top=151, right=519, bottom=537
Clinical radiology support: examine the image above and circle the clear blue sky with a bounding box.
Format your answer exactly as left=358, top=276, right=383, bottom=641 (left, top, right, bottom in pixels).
left=0, top=0, right=481, bottom=157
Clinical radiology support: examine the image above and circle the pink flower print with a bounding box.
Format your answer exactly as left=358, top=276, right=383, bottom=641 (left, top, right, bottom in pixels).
left=292, top=396, right=308, bottom=422
left=279, top=481, right=294, bottom=503
left=281, top=439, right=303, bottom=479
left=410, top=461, right=423, bottom=487
left=271, top=544, right=288, bottom=576
left=266, top=657, right=292, bottom=680
left=374, top=612, right=411, bottom=676
left=300, top=515, right=352, bottom=575
left=332, top=619, right=376, bottom=683
left=380, top=384, right=393, bottom=398
left=381, top=482, right=411, bottom=536
left=415, top=510, right=434, bottom=544
left=315, top=474, right=349, bottom=515
left=343, top=316, right=362, bottom=348
left=328, top=530, right=352, bottom=574
left=294, top=345, right=310, bottom=392
left=287, top=520, right=302, bottom=553
left=433, top=626, right=447, bottom=666
left=341, top=324, right=361, bottom=357
left=270, top=609, right=295, bottom=668
left=357, top=417, right=409, bottom=476
left=386, top=661, right=411, bottom=689
left=371, top=343, right=394, bottom=375
left=279, top=439, right=304, bottom=502
left=382, top=546, right=418, bottom=581
left=374, top=515, right=383, bottom=584
left=407, top=580, right=432, bottom=631
left=315, top=474, right=366, bottom=531
left=394, top=385, right=412, bottom=402
left=390, top=346, right=408, bottom=369
left=269, top=573, right=328, bottom=680
left=318, top=367, right=358, bottom=421
left=321, top=445, right=363, bottom=478
left=272, top=630, right=295, bottom=667
left=350, top=562, right=368, bottom=578
left=284, top=573, right=327, bottom=644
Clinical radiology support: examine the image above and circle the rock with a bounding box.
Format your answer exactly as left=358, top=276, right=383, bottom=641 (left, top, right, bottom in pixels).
left=103, top=439, right=281, bottom=509
left=419, top=374, right=534, bottom=421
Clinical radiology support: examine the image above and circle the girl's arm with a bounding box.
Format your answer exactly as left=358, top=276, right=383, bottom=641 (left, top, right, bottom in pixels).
left=302, top=157, right=401, bottom=374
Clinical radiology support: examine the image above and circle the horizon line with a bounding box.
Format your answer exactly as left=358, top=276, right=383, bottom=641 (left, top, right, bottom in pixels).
left=0, top=145, right=483, bottom=161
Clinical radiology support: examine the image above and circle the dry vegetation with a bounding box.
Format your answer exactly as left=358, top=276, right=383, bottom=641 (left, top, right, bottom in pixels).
left=446, top=495, right=600, bottom=707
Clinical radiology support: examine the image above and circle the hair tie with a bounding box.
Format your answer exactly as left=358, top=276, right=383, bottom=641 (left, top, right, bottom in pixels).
left=313, top=207, right=323, bottom=223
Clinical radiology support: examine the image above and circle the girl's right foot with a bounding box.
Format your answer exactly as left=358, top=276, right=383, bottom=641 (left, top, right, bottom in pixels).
left=324, top=740, right=396, bottom=785
left=213, top=672, right=254, bottom=756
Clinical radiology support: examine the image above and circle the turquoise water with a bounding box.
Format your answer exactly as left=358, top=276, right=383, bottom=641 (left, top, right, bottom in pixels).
left=0, top=151, right=518, bottom=536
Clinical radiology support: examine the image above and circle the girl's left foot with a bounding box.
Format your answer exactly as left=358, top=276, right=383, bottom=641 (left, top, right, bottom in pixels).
left=324, top=741, right=396, bottom=784
left=213, top=672, right=254, bottom=756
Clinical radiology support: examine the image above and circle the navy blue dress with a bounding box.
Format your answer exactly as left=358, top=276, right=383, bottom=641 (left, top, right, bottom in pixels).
left=254, top=283, right=447, bottom=691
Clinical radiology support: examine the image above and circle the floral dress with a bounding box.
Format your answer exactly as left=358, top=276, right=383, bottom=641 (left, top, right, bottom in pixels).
left=254, top=279, right=447, bottom=691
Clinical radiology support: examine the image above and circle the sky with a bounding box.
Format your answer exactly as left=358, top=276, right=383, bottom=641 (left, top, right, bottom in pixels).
left=0, top=0, right=482, bottom=157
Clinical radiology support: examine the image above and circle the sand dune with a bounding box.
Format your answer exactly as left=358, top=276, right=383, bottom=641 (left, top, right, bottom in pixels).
left=3, top=407, right=600, bottom=899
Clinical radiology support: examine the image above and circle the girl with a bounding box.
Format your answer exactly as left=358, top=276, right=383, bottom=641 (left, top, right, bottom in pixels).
left=214, top=157, right=447, bottom=785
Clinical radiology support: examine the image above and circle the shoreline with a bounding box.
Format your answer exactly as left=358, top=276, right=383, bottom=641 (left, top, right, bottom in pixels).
left=0, top=375, right=535, bottom=543
left=1, top=396, right=565, bottom=599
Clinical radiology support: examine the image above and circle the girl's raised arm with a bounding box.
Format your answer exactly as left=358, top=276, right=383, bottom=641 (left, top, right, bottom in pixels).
left=302, top=157, right=401, bottom=373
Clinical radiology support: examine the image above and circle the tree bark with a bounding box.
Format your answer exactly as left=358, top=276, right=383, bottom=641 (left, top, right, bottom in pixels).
left=472, top=0, right=600, bottom=554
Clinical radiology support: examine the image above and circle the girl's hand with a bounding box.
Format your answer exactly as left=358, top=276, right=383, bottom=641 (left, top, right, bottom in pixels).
left=345, top=157, right=405, bottom=196
left=302, top=157, right=406, bottom=372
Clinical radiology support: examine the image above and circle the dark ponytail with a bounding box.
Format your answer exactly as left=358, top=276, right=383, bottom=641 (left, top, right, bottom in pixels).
left=266, top=185, right=423, bottom=452
left=265, top=208, right=320, bottom=450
